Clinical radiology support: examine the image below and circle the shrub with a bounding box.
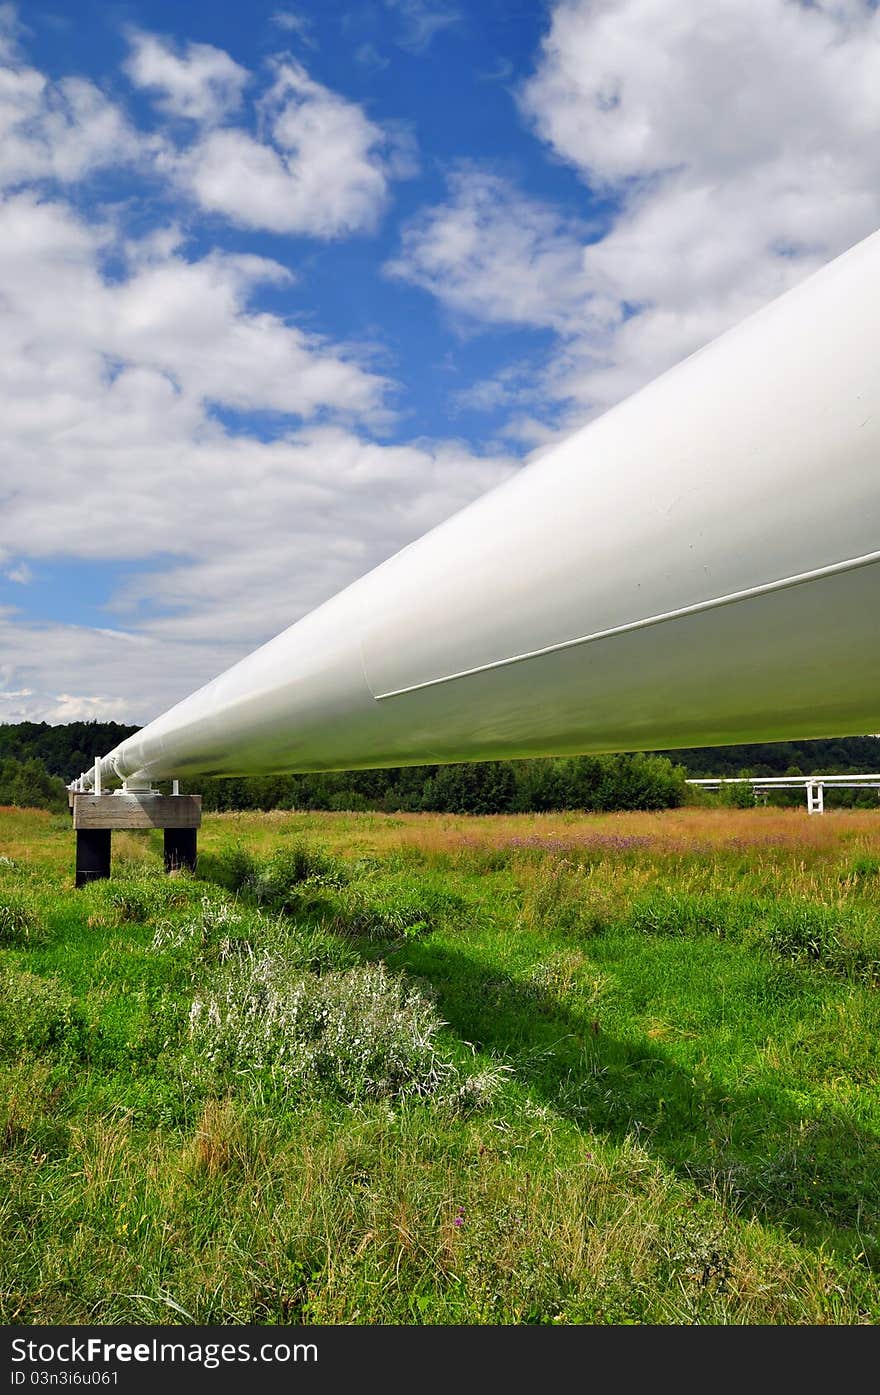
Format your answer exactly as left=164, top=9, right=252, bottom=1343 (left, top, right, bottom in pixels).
left=760, top=903, right=841, bottom=962
left=88, top=873, right=197, bottom=926
left=196, top=751, right=688, bottom=815
left=628, top=889, right=880, bottom=980
left=213, top=847, right=258, bottom=892
left=151, top=895, right=261, bottom=962
left=326, top=878, right=462, bottom=940
left=153, top=893, right=359, bottom=975
left=186, top=955, right=502, bottom=1107
left=519, top=858, right=609, bottom=937
left=629, top=890, right=754, bottom=940
left=849, top=854, right=880, bottom=880
left=0, top=756, right=68, bottom=812
left=0, top=965, right=88, bottom=1059
left=0, top=892, right=46, bottom=946
left=714, top=782, right=757, bottom=809
left=240, top=846, right=349, bottom=914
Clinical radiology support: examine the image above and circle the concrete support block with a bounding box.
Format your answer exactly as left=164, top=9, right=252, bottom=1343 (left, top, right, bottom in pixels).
left=72, top=794, right=201, bottom=830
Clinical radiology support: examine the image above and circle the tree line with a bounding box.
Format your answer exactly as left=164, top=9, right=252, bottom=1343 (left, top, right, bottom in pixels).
left=183, top=752, right=686, bottom=814
left=1, top=721, right=878, bottom=814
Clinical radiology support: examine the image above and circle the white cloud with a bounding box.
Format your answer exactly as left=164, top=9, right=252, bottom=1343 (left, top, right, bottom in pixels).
left=88, top=428, right=514, bottom=680
left=178, top=59, right=414, bottom=236
left=384, top=0, right=460, bottom=53
left=0, top=192, right=389, bottom=431
left=0, top=25, right=510, bottom=727
left=0, top=423, right=514, bottom=722
left=0, top=2, right=24, bottom=64
left=0, top=56, right=143, bottom=190
left=2, top=19, right=413, bottom=243
left=355, top=43, right=390, bottom=73
left=521, top=0, right=880, bottom=191
left=524, top=0, right=880, bottom=411
left=394, top=0, right=880, bottom=421
left=119, top=29, right=415, bottom=239
left=451, top=360, right=549, bottom=422
left=110, top=250, right=389, bottom=420
left=386, top=167, right=610, bottom=333
left=0, top=187, right=512, bottom=721
left=125, top=30, right=248, bottom=125
left=0, top=612, right=220, bottom=726
left=270, top=11, right=316, bottom=45
left=453, top=375, right=518, bottom=415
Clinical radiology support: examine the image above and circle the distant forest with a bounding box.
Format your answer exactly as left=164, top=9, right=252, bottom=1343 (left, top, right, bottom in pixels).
left=2, top=721, right=879, bottom=815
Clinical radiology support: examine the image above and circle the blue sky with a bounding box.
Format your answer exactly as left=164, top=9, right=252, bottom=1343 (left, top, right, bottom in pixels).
left=2, top=0, right=880, bottom=724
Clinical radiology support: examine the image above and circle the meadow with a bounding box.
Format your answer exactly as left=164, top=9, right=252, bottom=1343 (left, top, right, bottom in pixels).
left=1, top=803, right=879, bottom=1325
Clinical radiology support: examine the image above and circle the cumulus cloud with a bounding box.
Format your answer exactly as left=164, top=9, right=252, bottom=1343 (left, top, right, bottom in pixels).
left=125, top=30, right=249, bottom=125
left=1, top=18, right=415, bottom=243
left=394, top=0, right=880, bottom=419
left=105, top=427, right=513, bottom=645
left=526, top=0, right=880, bottom=410
left=0, top=188, right=399, bottom=594
left=0, top=184, right=509, bottom=721
left=386, top=167, right=609, bottom=333
left=0, top=2, right=25, bottom=63
left=0, top=612, right=222, bottom=726
left=177, top=59, right=415, bottom=236
left=0, top=192, right=388, bottom=431
left=0, top=417, right=513, bottom=722
left=0, top=18, right=509, bottom=726
left=0, top=53, right=143, bottom=189
left=521, top=0, right=880, bottom=192
left=121, top=30, right=415, bottom=239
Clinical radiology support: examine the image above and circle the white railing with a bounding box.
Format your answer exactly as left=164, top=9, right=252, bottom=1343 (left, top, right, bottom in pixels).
left=687, top=775, right=880, bottom=814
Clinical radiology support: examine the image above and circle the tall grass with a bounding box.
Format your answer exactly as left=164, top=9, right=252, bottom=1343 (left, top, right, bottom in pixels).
left=1, top=806, right=879, bottom=1324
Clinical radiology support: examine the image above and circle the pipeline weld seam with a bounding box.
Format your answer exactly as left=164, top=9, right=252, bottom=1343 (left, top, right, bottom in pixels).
left=375, top=547, right=880, bottom=701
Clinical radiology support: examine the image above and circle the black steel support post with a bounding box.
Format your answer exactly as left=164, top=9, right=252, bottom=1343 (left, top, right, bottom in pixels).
left=75, top=829, right=111, bottom=888
left=164, top=827, right=198, bottom=874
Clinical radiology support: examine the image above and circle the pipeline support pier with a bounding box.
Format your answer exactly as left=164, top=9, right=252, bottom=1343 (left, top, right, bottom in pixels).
left=70, top=790, right=201, bottom=887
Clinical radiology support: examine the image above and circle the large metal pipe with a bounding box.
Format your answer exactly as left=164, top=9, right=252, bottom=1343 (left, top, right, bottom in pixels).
left=78, top=227, right=880, bottom=788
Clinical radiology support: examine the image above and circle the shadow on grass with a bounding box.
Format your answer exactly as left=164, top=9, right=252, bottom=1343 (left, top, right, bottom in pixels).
left=192, top=855, right=879, bottom=1259
left=381, top=935, right=880, bottom=1261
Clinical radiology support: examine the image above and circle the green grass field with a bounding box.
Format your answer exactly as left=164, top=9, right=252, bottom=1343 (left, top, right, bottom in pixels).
left=2, top=803, right=879, bottom=1324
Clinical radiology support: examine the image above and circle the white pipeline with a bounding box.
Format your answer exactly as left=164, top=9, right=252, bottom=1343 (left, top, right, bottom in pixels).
left=77, top=228, right=880, bottom=788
